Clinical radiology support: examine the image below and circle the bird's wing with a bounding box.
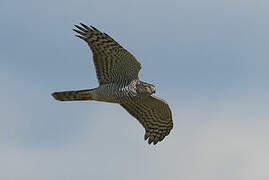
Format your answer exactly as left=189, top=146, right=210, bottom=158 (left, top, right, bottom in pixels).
left=73, top=23, right=141, bottom=85
left=121, top=95, right=173, bottom=145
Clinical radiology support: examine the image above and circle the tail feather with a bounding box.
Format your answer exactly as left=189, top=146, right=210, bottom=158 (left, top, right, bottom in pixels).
left=52, top=89, right=93, bottom=101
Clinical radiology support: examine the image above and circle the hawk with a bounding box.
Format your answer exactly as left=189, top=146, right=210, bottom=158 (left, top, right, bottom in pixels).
left=52, top=23, right=173, bottom=145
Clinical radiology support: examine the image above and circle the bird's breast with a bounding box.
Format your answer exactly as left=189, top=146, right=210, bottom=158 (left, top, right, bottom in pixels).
left=94, top=82, right=138, bottom=103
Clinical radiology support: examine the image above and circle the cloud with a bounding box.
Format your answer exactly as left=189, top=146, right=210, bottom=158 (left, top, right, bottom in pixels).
left=1, top=74, right=268, bottom=180
left=1, top=0, right=269, bottom=179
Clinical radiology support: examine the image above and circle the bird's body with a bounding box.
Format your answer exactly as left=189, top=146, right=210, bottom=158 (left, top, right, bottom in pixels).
left=52, top=23, right=173, bottom=145
left=92, top=80, right=138, bottom=103
left=53, top=79, right=151, bottom=103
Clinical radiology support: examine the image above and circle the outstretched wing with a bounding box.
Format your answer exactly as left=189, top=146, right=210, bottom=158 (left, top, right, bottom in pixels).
left=73, top=23, right=141, bottom=85
left=121, top=95, right=173, bottom=145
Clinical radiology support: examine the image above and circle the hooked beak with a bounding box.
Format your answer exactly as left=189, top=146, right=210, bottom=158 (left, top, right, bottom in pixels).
left=151, top=86, right=156, bottom=93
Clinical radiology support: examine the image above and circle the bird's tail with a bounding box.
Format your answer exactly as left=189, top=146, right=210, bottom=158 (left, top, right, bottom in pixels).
left=51, top=89, right=94, bottom=101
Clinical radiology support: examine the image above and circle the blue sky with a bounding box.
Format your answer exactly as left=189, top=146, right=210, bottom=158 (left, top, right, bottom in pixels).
left=1, top=0, right=269, bottom=179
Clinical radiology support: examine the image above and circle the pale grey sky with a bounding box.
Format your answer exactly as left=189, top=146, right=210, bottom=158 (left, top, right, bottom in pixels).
left=1, top=0, right=269, bottom=179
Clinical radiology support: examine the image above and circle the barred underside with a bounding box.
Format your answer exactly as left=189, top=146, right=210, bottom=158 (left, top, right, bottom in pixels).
left=93, top=80, right=137, bottom=103
left=73, top=23, right=141, bottom=85
left=121, top=95, right=173, bottom=145
left=52, top=23, right=174, bottom=145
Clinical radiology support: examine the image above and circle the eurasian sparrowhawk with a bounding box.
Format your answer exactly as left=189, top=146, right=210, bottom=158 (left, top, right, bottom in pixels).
left=52, top=23, right=173, bottom=145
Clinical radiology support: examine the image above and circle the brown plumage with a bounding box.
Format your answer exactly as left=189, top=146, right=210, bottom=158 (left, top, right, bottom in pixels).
left=52, top=90, right=93, bottom=101
left=52, top=23, right=173, bottom=145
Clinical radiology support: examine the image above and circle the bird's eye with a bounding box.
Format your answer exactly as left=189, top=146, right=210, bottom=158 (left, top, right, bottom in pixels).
left=146, top=86, right=151, bottom=91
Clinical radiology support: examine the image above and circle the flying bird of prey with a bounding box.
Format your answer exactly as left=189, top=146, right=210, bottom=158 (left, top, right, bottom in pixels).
left=52, top=23, right=173, bottom=145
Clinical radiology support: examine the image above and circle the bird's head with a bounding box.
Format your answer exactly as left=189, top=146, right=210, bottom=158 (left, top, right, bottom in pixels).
left=137, top=81, right=156, bottom=95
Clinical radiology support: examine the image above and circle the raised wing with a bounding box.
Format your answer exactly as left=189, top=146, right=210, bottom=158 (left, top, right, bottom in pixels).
left=73, top=23, right=141, bottom=85
left=121, top=95, right=173, bottom=145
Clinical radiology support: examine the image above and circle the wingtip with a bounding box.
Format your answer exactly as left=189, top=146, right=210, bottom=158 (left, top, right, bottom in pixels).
left=80, top=22, right=86, bottom=26
left=153, top=141, right=158, bottom=145
left=144, top=132, right=150, bottom=140
left=148, top=136, right=154, bottom=144
left=74, top=24, right=81, bottom=29
left=74, top=35, right=85, bottom=40
left=73, top=29, right=86, bottom=36
left=144, top=131, right=165, bottom=145
left=80, top=23, right=91, bottom=30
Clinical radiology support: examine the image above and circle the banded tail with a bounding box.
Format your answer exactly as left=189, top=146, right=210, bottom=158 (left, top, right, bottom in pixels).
left=52, top=89, right=94, bottom=101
